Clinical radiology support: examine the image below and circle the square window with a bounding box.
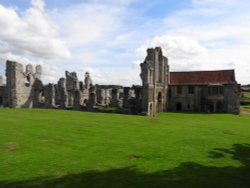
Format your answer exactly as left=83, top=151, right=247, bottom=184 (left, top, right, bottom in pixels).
left=177, top=86, right=182, bottom=94
left=219, top=87, right=224, bottom=94
left=188, top=86, right=194, bottom=94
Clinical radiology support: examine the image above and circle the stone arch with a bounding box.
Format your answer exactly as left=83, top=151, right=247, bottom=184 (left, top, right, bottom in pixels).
left=157, top=92, right=162, bottom=112
left=38, top=90, right=45, bottom=103
left=216, top=101, right=224, bottom=112
left=25, top=75, right=31, bottom=87
left=83, top=99, right=88, bottom=106
left=176, top=102, right=182, bottom=111
left=157, top=92, right=162, bottom=102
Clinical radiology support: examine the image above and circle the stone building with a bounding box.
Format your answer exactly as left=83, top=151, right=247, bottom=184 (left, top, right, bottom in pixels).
left=0, top=60, right=125, bottom=111
left=0, top=47, right=240, bottom=116
left=168, top=70, right=240, bottom=114
left=140, top=47, right=169, bottom=116
left=4, top=61, right=42, bottom=108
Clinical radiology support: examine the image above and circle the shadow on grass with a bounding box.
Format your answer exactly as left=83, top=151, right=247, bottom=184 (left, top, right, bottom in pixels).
left=1, top=144, right=250, bottom=188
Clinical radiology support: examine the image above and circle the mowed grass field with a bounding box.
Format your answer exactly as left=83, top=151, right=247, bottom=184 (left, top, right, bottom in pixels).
left=0, top=109, right=250, bottom=188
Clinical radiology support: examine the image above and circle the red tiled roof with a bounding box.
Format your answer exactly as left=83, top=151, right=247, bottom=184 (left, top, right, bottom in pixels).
left=169, top=70, right=236, bottom=85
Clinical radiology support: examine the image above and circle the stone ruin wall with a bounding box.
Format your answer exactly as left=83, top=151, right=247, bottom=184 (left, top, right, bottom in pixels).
left=4, top=61, right=42, bottom=108
left=0, top=60, right=142, bottom=114
left=140, top=47, right=169, bottom=116
left=0, top=47, right=170, bottom=116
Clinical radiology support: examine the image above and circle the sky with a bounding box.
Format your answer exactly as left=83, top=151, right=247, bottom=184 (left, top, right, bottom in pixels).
left=0, top=0, right=249, bottom=86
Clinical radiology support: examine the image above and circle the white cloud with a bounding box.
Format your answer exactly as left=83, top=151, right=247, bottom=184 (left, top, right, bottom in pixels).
left=0, top=52, right=33, bottom=65
left=137, top=35, right=207, bottom=59
left=31, top=0, right=45, bottom=11
left=192, top=0, right=235, bottom=6
left=39, top=62, right=64, bottom=84
left=51, top=1, right=129, bottom=48
left=0, top=1, right=71, bottom=59
left=41, top=0, right=142, bottom=85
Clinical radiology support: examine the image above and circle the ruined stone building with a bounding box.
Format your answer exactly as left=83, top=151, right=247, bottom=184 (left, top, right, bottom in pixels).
left=0, top=60, right=125, bottom=111
left=140, top=47, right=169, bottom=116
left=0, top=61, right=42, bottom=108
left=0, top=47, right=240, bottom=115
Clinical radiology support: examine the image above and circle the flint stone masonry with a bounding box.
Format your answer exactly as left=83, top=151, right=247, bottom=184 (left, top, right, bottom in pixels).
left=57, top=78, right=67, bottom=109
left=110, top=88, right=122, bottom=107
left=0, top=47, right=240, bottom=115
left=85, top=72, right=93, bottom=89
left=123, top=87, right=131, bottom=108
left=5, top=61, right=42, bottom=108
left=140, top=47, right=169, bottom=116
left=44, top=84, right=56, bottom=108
left=168, top=70, right=240, bottom=114
left=96, top=88, right=106, bottom=105
left=87, top=85, right=96, bottom=111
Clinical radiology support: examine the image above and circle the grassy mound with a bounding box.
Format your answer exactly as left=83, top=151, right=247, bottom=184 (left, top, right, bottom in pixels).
left=0, top=109, right=250, bottom=188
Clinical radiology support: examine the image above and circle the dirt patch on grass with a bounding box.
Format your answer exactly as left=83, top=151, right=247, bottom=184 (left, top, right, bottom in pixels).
left=4, top=142, right=19, bottom=152
left=39, top=139, right=53, bottom=143
left=240, top=107, right=250, bottom=116
left=54, top=171, right=67, bottom=178
left=223, top=130, right=234, bottom=135
left=128, top=155, right=141, bottom=160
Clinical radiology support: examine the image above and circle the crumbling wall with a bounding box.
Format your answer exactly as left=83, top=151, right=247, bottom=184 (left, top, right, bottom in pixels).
left=224, top=84, right=240, bottom=114
left=140, top=47, right=169, bottom=116
left=65, top=71, right=79, bottom=108
left=5, top=61, right=43, bottom=108
left=57, top=78, right=68, bottom=109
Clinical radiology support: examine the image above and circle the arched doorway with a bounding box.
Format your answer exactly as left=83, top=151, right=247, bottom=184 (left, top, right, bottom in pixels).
left=176, top=102, right=182, bottom=111
left=83, top=99, right=88, bottom=106
left=157, top=92, right=162, bottom=112
left=216, top=101, right=224, bottom=112
left=208, top=102, right=214, bottom=113
left=38, top=91, right=45, bottom=103
left=25, top=75, right=31, bottom=87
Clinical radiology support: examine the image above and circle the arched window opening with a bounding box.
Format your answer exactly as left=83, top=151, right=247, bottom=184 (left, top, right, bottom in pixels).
left=176, top=102, right=182, bottom=111
left=83, top=99, right=88, bottom=105
left=39, top=91, right=45, bottom=103
left=25, top=75, right=31, bottom=87
left=157, top=92, right=162, bottom=102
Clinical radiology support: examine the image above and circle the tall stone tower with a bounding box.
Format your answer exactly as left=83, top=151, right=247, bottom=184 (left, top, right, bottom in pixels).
left=6, top=61, right=42, bottom=108
left=140, top=47, right=169, bottom=116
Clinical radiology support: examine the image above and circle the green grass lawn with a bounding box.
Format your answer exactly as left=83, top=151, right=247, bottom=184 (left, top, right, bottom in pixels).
left=242, top=92, right=250, bottom=99
left=241, top=92, right=250, bottom=103
left=0, top=109, right=250, bottom=188
left=242, top=105, right=250, bottom=110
